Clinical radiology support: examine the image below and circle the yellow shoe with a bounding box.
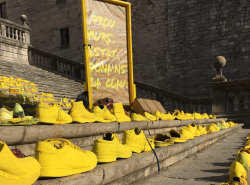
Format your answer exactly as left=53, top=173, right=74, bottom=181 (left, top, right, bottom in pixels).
left=0, top=107, right=13, bottom=120
left=36, top=102, right=72, bottom=124
left=30, top=82, right=37, bottom=87
left=9, top=82, right=16, bottom=86
left=161, top=112, right=175, bottom=120
left=179, top=127, right=195, bottom=139
left=35, top=138, right=97, bottom=177
left=152, top=133, right=174, bottom=147
left=194, top=112, right=203, bottom=119
left=209, top=114, right=216, bottom=119
left=0, top=141, right=41, bottom=185
left=65, top=103, right=72, bottom=108
left=207, top=123, right=220, bottom=132
left=144, top=112, right=157, bottom=121
left=223, top=177, right=248, bottom=185
left=153, top=111, right=175, bottom=120
left=221, top=121, right=228, bottom=129
left=70, top=101, right=97, bottom=123
left=92, top=133, right=132, bottom=163
left=202, top=113, right=210, bottom=119
left=122, top=127, right=155, bottom=153
left=180, top=110, right=188, bottom=120
left=235, top=152, right=249, bottom=179
left=13, top=103, right=25, bottom=118
left=33, top=96, right=39, bottom=101
left=153, top=111, right=163, bottom=120
left=185, top=113, right=194, bottom=119
left=238, top=149, right=250, bottom=167
left=47, top=93, right=53, bottom=97
left=31, top=87, right=38, bottom=92
left=172, top=110, right=186, bottom=120
left=2, top=76, right=10, bottom=82
left=63, top=97, right=68, bottom=103
left=0, top=82, right=9, bottom=89
left=16, top=82, right=24, bottom=87
left=58, top=102, right=65, bottom=107
left=229, top=121, right=236, bottom=127
left=213, top=123, right=221, bottom=131
left=187, top=123, right=200, bottom=136
left=113, top=103, right=131, bottom=122
left=92, top=105, right=116, bottom=123
left=131, top=113, right=147, bottom=121
left=197, top=125, right=207, bottom=135
left=230, top=161, right=247, bottom=181
left=169, top=129, right=187, bottom=142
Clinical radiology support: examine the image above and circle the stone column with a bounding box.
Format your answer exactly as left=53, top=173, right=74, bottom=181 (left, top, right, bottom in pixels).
left=210, top=56, right=227, bottom=114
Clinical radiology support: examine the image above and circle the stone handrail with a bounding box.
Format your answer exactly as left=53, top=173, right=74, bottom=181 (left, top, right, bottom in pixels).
left=0, top=18, right=30, bottom=44
left=28, top=46, right=212, bottom=113
left=210, top=56, right=250, bottom=117
left=135, top=81, right=212, bottom=113
left=210, top=79, right=250, bottom=114
left=28, top=47, right=85, bottom=82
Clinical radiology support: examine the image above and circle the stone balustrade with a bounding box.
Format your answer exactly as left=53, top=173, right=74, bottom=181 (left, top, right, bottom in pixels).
left=0, top=17, right=30, bottom=44
left=210, top=56, right=250, bottom=125
left=135, top=81, right=212, bottom=114
left=28, top=47, right=85, bottom=81
left=210, top=79, right=250, bottom=114
left=0, top=16, right=30, bottom=64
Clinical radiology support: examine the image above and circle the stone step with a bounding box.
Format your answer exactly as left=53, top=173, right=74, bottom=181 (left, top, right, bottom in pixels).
left=0, top=60, right=78, bottom=80
left=2, top=118, right=226, bottom=157
left=33, top=124, right=242, bottom=185
left=0, top=70, right=82, bottom=86
left=0, top=61, right=82, bottom=84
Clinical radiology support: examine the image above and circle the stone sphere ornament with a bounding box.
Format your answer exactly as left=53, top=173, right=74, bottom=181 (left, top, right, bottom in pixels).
left=211, top=56, right=227, bottom=82
left=213, top=56, right=226, bottom=69
left=20, top=14, right=28, bottom=26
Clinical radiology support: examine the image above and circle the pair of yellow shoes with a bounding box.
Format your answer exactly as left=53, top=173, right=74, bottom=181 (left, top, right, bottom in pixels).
left=207, top=123, right=221, bottom=133
left=36, top=101, right=97, bottom=124
left=92, top=103, right=131, bottom=123
left=0, top=137, right=97, bottom=184
left=153, top=129, right=187, bottom=147
left=131, top=111, right=175, bottom=122
left=92, top=127, right=154, bottom=163
left=153, top=111, right=175, bottom=120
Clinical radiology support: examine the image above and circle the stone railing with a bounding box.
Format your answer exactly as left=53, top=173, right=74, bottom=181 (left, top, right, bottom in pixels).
left=28, top=47, right=85, bottom=82
left=0, top=16, right=30, bottom=44
left=210, top=79, right=250, bottom=114
left=135, top=81, right=212, bottom=113
left=210, top=56, right=250, bottom=124
left=0, top=15, right=30, bottom=64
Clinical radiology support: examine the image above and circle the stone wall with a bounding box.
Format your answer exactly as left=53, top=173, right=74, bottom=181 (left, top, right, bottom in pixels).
left=5, top=0, right=84, bottom=63
left=0, top=38, right=29, bottom=64
left=129, top=0, right=168, bottom=89
left=128, top=0, right=250, bottom=98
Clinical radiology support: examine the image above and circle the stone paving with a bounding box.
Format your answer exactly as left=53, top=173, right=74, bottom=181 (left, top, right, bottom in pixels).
left=132, top=128, right=250, bottom=185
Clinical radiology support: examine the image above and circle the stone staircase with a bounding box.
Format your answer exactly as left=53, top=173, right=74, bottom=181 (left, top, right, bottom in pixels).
left=0, top=59, right=244, bottom=185
left=0, top=59, right=83, bottom=100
